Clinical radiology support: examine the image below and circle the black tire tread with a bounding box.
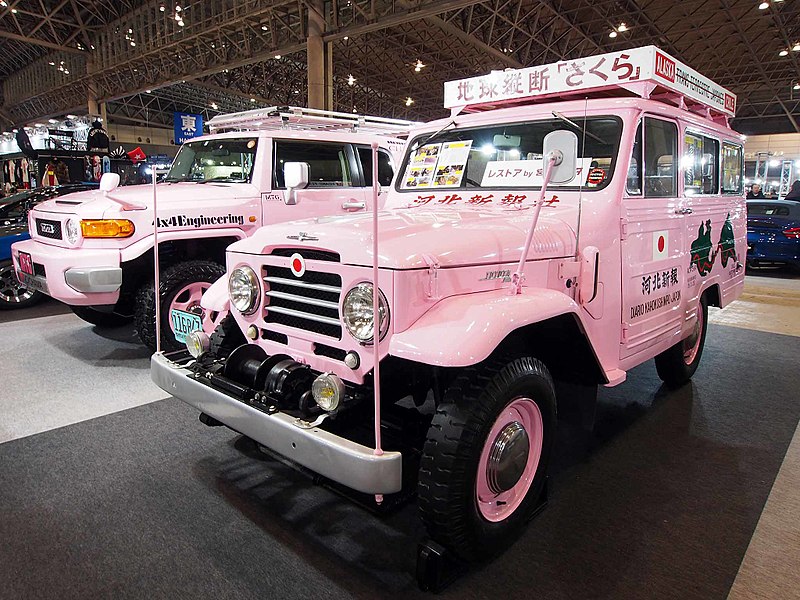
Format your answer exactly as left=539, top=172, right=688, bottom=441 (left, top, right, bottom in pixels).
left=209, top=314, right=246, bottom=358
left=70, top=305, right=131, bottom=327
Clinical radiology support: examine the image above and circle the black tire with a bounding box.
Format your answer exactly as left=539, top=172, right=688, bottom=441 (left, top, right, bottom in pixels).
left=209, top=314, right=246, bottom=358
left=134, top=259, right=226, bottom=352
left=70, top=305, right=132, bottom=327
left=0, top=260, right=44, bottom=310
left=654, top=294, right=709, bottom=389
left=418, top=356, right=557, bottom=563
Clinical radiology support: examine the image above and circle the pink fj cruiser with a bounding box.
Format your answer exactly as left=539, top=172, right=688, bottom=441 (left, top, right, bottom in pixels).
left=11, top=107, right=411, bottom=350
left=152, top=47, right=746, bottom=571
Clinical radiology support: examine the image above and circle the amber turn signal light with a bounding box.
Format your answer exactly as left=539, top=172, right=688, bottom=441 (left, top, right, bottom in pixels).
left=80, top=219, right=135, bottom=238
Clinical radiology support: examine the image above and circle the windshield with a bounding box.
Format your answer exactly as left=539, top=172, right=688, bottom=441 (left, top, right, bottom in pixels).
left=166, top=138, right=258, bottom=183
left=398, top=116, right=621, bottom=193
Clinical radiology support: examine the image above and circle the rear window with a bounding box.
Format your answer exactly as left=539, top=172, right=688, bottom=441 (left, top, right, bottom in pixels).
left=747, top=204, right=790, bottom=216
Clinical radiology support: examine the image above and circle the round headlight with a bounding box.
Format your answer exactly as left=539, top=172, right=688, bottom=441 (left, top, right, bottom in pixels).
left=342, top=282, right=389, bottom=344
left=65, top=218, right=80, bottom=245
left=228, top=266, right=259, bottom=314
left=312, top=372, right=345, bottom=412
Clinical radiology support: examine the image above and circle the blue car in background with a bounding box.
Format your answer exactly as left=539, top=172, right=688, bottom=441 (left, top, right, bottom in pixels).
left=0, top=184, right=98, bottom=309
left=746, top=199, right=800, bottom=272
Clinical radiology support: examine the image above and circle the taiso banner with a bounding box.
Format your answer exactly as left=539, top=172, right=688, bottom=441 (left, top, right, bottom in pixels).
left=173, top=112, right=204, bottom=144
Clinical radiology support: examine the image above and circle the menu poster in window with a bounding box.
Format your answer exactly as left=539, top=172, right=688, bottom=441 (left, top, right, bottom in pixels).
left=402, top=143, right=441, bottom=188
left=432, top=141, right=473, bottom=188
left=481, top=157, right=595, bottom=187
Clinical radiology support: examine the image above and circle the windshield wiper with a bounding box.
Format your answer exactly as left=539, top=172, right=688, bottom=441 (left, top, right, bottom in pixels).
left=163, top=176, right=189, bottom=183
left=413, top=119, right=457, bottom=150
left=552, top=111, right=604, bottom=144
left=197, top=176, right=246, bottom=184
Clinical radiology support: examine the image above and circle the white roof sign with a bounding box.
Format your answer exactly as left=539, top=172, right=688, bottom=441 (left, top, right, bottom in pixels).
left=443, top=46, right=737, bottom=118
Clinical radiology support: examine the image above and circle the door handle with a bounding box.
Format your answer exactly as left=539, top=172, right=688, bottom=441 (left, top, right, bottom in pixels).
left=674, top=207, right=693, bottom=215
left=342, top=200, right=366, bottom=210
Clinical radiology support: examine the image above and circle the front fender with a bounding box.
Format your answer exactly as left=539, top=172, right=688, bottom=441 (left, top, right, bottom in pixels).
left=389, top=288, right=581, bottom=368
left=120, top=228, right=245, bottom=263
left=200, top=275, right=230, bottom=313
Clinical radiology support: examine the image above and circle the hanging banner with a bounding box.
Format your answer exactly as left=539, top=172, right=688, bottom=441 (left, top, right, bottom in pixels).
left=174, top=112, right=204, bottom=145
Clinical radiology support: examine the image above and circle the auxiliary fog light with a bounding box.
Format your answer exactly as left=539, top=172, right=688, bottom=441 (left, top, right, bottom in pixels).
left=312, top=372, right=345, bottom=412
left=186, top=330, right=210, bottom=358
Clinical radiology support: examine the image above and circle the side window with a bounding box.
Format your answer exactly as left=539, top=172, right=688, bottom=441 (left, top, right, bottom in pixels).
left=627, top=122, right=642, bottom=195
left=684, top=132, right=719, bottom=195
left=357, top=147, right=394, bottom=187
left=274, top=141, right=352, bottom=188
left=721, top=143, right=743, bottom=195
left=644, top=118, right=678, bottom=198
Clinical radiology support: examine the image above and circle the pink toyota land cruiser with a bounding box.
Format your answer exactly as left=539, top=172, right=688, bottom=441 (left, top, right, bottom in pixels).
left=152, top=47, right=746, bottom=566
left=11, top=107, right=410, bottom=350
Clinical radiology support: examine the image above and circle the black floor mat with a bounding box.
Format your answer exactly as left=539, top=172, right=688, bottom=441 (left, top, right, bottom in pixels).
left=0, top=323, right=798, bottom=599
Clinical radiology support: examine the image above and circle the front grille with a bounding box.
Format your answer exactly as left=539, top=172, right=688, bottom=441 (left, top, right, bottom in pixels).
left=36, top=219, right=62, bottom=240
left=263, top=265, right=342, bottom=339
left=314, top=343, right=347, bottom=361
left=270, top=248, right=340, bottom=262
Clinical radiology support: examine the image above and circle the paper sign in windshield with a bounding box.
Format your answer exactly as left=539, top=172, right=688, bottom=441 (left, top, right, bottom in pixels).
left=403, top=143, right=441, bottom=188
left=480, top=158, right=594, bottom=187
left=432, top=141, right=472, bottom=187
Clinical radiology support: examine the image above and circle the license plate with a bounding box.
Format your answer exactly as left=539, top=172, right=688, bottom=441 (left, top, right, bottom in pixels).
left=170, top=309, right=202, bottom=344
left=17, top=271, right=48, bottom=294
left=18, top=251, right=34, bottom=276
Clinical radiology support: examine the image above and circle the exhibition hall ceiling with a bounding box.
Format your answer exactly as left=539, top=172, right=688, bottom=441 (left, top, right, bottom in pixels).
left=0, top=0, right=798, bottom=134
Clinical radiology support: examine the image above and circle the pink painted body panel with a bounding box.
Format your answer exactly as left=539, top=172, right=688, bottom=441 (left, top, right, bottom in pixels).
left=217, top=96, right=745, bottom=386
left=11, top=129, right=404, bottom=308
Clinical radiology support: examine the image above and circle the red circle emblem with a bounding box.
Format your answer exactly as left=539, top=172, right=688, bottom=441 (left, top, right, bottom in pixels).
left=289, top=253, right=306, bottom=277
left=587, top=168, right=606, bottom=185
left=658, top=235, right=665, bottom=253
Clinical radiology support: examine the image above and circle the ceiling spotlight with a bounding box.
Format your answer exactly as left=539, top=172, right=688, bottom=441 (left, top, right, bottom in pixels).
left=250, top=98, right=256, bottom=102
left=10, top=8, right=16, bottom=13
left=794, top=83, right=800, bottom=90
left=146, top=89, right=152, bottom=93
left=175, top=5, right=182, bottom=11
left=347, top=74, right=356, bottom=86
left=211, top=102, right=218, bottom=109
left=159, top=4, right=165, bottom=11
left=414, top=59, right=426, bottom=72
left=405, top=97, right=414, bottom=106
left=609, top=30, right=618, bottom=38
left=617, top=23, right=628, bottom=32
left=274, top=54, right=281, bottom=59
left=48, top=119, right=58, bottom=124
left=758, top=1, right=769, bottom=9
left=793, top=43, right=800, bottom=51
left=261, top=25, right=268, bottom=31
left=779, top=49, right=789, bottom=56
left=130, top=41, right=136, bottom=46
left=177, top=19, right=185, bottom=27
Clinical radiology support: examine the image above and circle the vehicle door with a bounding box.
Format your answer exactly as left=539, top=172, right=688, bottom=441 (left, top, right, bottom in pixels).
left=620, top=116, right=686, bottom=360
left=265, top=139, right=368, bottom=223
left=354, top=145, right=395, bottom=210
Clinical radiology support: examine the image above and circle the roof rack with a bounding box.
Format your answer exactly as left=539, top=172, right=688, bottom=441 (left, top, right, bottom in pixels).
left=207, top=106, right=416, bottom=137
left=443, top=46, right=737, bottom=125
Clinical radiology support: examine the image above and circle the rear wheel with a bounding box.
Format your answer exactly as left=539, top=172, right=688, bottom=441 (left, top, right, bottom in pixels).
left=134, top=259, right=226, bottom=352
left=654, top=294, right=708, bottom=388
left=70, top=305, right=131, bottom=327
left=418, top=356, right=557, bottom=563
left=0, top=260, right=44, bottom=310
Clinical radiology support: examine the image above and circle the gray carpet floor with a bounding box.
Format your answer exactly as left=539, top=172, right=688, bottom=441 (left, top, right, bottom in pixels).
left=0, top=323, right=798, bottom=599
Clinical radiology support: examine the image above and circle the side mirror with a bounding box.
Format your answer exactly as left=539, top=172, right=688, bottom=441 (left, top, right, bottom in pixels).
left=100, top=172, right=120, bottom=193
left=542, top=130, right=579, bottom=185
left=283, top=162, right=309, bottom=205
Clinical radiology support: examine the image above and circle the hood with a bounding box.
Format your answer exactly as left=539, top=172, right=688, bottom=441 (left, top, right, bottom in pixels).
left=32, top=182, right=259, bottom=218
left=232, top=208, right=577, bottom=269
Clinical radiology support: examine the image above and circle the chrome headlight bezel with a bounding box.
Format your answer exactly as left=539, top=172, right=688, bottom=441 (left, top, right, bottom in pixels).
left=228, top=265, right=260, bottom=315
left=342, top=282, right=390, bottom=344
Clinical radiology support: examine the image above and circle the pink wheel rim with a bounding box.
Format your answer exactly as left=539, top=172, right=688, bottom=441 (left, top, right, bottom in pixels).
left=475, top=397, right=544, bottom=523
left=168, top=281, right=211, bottom=335
left=682, top=302, right=703, bottom=365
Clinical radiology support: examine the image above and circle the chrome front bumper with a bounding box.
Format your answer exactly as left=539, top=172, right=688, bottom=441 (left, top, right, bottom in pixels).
left=151, top=352, right=403, bottom=494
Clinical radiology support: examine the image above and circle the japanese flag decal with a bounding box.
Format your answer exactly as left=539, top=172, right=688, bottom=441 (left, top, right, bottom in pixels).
left=290, top=253, right=306, bottom=277
left=653, top=230, right=669, bottom=261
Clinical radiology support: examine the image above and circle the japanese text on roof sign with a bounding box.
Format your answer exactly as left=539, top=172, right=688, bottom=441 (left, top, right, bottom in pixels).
left=443, top=46, right=736, bottom=117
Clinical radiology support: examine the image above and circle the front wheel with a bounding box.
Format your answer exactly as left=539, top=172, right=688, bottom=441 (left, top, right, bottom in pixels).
left=418, top=356, right=557, bottom=563
left=654, top=295, right=708, bottom=388
left=134, top=259, right=226, bottom=352
left=0, top=260, right=44, bottom=310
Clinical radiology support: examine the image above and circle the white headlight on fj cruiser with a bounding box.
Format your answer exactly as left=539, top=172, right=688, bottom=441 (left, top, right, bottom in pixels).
left=342, top=282, right=389, bottom=344
left=228, top=266, right=259, bottom=314
left=65, top=218, right=81, bottom=245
